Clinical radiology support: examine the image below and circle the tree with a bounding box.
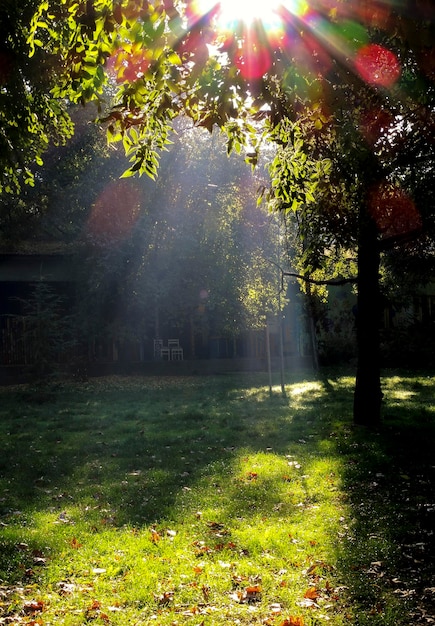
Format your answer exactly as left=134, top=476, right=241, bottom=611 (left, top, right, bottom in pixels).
left=0, top=0, right=75, bottom=194
left=0, top=104, right=110, bottom=242
left=7, top=0, right=435, bottom=423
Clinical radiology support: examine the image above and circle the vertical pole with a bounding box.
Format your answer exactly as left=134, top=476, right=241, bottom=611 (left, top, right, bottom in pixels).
left=278, top=288, right=286, bottom=397
left=277, top=222, right=286, bottom=397
left=265, top=325, right=273, bottom=396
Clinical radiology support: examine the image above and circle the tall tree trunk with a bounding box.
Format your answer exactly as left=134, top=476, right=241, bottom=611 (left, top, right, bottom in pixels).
left=353, top=209, right=382, bottom=425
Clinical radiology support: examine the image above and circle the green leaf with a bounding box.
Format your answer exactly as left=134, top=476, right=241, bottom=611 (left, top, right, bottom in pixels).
left=120, top=168, right=136, bottom=178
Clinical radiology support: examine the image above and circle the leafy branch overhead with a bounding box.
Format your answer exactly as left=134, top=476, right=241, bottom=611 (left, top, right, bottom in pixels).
left=10, top=0, right=432, bottom=202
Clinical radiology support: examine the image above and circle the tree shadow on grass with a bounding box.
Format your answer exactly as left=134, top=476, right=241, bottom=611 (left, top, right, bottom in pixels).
left=331, top=371, right=435, bottom=624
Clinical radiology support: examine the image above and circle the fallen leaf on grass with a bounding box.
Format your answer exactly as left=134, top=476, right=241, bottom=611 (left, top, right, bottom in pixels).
left=182, top=605, right=201, bottom=615
left=232, top=573, right=248, bottom=586
left=281, top=617, right=304, bottom=626
left=23, top=600, right=44, bottom=614
left=306, top=561, right=335, bottom=575
left=57, top=581, right=76, bottom=595
left=192, top=541, right=213, bottom=555
left=304, top=587, right=319, bottom=600
left=155, top=591, right=174, bottom=606
left=202, top=585, right=211, bottom=601
left=297, top=598, right=318, bottom=608
left=85, top=599, right=104, bottom=620
left=230, top=590, right=247, bottom=603
left=87, top=600, right=101, bottom=611
left=288, top=461, right=302, bottom=469
left=230, top=585, right=262, bottom=603
left=206, top=521, right=226, bottom=531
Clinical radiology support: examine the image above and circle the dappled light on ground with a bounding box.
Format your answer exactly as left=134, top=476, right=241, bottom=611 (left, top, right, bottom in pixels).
left=0, top=370, right=434, bottom=624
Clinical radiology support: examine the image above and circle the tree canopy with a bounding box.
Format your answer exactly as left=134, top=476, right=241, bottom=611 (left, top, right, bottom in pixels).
left=3, top=0, right=431, bottom=189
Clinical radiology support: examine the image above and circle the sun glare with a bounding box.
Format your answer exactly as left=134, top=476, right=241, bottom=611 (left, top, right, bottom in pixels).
left=218, top=0, right=281, bottom=26
left=195, top=0, right=307, bottom=29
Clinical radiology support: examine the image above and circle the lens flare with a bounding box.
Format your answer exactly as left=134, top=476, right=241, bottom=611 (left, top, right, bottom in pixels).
left=368, top=182, right=422, bottom=241
left=355, top=43, right=401, bottom=88
left=87, top=180, right=141, bottom=242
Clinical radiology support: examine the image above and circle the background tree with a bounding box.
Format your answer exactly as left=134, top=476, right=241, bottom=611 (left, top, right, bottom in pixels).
left=45, top=120, right=280, bottom=358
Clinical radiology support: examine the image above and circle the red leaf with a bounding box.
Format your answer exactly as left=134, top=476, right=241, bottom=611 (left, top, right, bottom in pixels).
left=88, top=600, right=101, bottom=611
left=23, top=600, right=44, bottom=614
left=304, top=587, right=319, bottom=600
left=281, top=617, right=304, bottom=626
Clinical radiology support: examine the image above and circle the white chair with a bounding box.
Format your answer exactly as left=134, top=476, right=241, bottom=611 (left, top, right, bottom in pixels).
left=171, top=346, right=183, bottom=360
left=160, top=345, right=171, bottom=360
left=168, top=339, right=183, bottom=361
left=153, top=339, right=163, bottom=358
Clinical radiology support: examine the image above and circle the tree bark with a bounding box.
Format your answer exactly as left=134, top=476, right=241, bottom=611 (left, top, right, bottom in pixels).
left=353, top=209, right=382, bottom=426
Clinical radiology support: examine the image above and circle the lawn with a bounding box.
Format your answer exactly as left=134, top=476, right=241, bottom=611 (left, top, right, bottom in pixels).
left=0, top=369, right=434, bottom=625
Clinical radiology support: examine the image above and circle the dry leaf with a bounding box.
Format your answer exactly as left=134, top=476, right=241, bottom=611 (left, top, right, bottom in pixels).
left=23, top=600, right=44, bottom=614
left=281, top=617, right=304, bottom=626
left=297, top=598, right=317, bottom=608
left=182, top=605, right=200, bottom=615
left=156, top=591, right=174, bottom=606
left=304, top=587, right=319, bottom=600
left=87, top=600, right=101, bottom=611
left=230, top=590, right=247, bottom=603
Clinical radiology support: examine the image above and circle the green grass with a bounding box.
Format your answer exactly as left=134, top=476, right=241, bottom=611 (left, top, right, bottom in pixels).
left=0, top=369, right=434, bottom=625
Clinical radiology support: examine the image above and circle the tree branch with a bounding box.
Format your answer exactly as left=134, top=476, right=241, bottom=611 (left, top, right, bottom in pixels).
left=283, top=271, right=358, bottom=286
